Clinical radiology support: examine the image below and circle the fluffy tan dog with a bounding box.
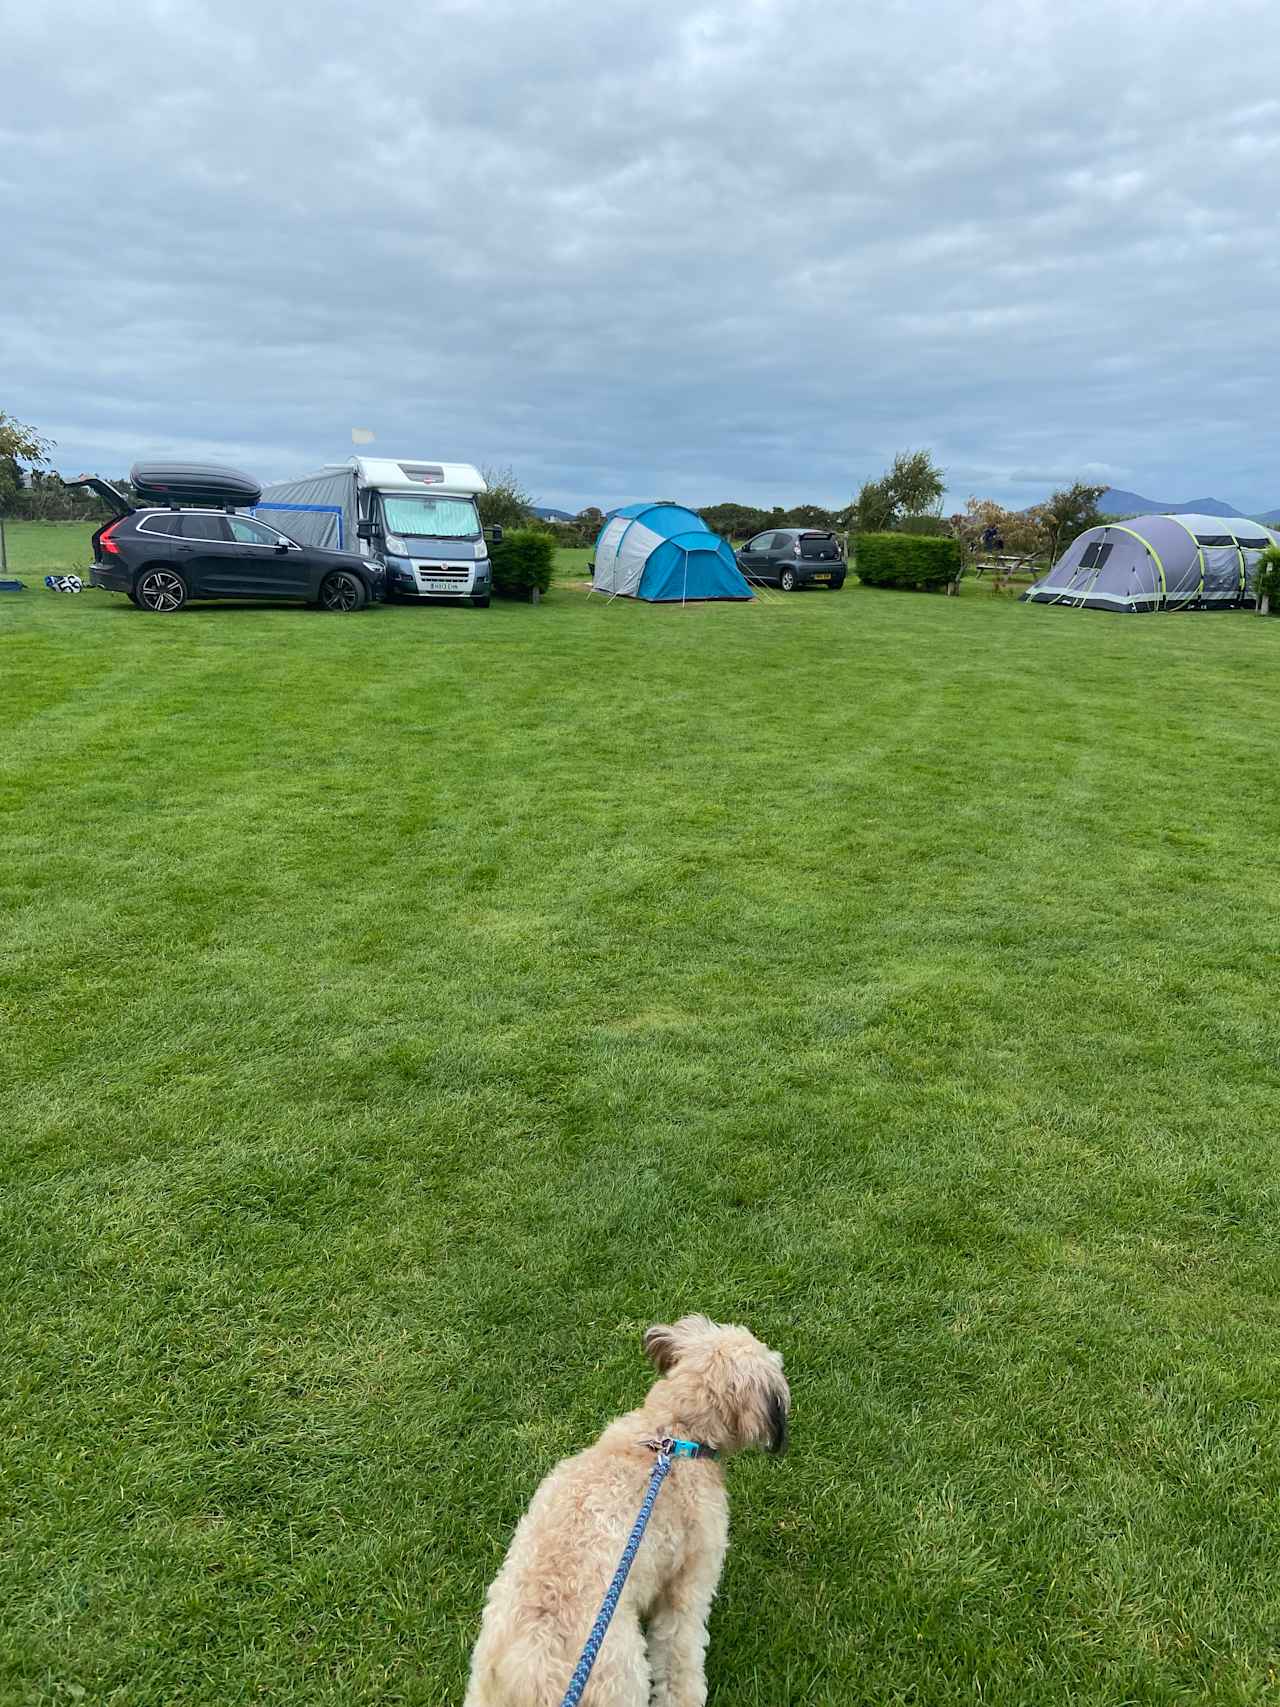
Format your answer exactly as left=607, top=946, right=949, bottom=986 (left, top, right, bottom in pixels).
left=464, top=1315, right=790, bottom=1707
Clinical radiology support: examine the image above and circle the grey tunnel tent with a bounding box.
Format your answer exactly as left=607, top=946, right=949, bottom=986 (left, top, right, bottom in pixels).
left=1024, top=513, right=1280, bottom=611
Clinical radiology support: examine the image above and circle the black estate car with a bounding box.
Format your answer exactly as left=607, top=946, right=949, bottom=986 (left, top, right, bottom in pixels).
left=67, top=463, right=384, bottom=613
left=736, top=528, right=846, bottom=591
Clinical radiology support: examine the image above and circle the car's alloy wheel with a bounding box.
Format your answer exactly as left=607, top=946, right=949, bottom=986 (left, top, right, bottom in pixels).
left=135, top=569, right=188, bottom=612
left=320, top=571, right=367, bottom=612
left=780, top=567, right=798, bottom=591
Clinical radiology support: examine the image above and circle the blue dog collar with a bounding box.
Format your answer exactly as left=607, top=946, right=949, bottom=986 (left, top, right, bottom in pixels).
left=642, top=1434, right=719, bottom=1462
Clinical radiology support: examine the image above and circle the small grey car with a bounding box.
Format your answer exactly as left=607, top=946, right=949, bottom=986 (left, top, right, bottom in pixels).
left=736, top=528, right=846, bottom=591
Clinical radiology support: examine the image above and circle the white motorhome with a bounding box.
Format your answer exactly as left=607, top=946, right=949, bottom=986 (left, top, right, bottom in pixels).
left=252, top=457, right=497, bottom=605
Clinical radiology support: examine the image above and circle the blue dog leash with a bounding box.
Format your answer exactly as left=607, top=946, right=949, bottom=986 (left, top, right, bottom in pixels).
left=557, top=1436, right=717, bottom=1707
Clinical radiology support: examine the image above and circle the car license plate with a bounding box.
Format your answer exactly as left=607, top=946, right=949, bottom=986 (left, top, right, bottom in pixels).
left=812, top=572, right=831, bottom=581
left=421, top=579, right=463, bottom=593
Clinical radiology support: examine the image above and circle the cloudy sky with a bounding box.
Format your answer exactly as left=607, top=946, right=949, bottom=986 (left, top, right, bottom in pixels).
left=5, top=0, right=1278, bottom=515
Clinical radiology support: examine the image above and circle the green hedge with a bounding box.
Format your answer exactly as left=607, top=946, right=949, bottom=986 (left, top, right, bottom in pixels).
left=1255, top=543, right=1280, bottom=611
left=856, top=532, right=962, bottom=591
left=489, top=528, right=555, bottom=599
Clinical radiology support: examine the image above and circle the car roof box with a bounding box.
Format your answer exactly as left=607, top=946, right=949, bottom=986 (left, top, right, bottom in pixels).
left=130, top=461, right=263, bottom=508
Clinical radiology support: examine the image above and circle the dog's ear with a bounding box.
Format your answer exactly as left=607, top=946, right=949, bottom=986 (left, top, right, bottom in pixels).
left=766, top=1386, right=789, bottom=1455
left=644, top=1315, right=714, bottom=1373
left=643, top=1323, right=679, bottom=1373
left=719, top=1352, right=789, bottom=1454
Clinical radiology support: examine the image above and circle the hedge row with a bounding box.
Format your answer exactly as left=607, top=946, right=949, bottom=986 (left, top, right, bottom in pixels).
left=488, top=528, right=555, bottom=598
left=1256, top=543, right=1280, bottom=612
left=856, top=531, right=962, bottom=591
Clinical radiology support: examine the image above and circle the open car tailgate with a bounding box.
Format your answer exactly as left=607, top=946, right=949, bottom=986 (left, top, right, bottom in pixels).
left=61, top=474, right=134, bottom=516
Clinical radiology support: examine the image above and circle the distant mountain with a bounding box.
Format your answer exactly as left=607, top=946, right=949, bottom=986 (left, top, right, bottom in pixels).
left=1098, top=487, right=1247, bottom=519
left=531, top=504, right=576, bottom=522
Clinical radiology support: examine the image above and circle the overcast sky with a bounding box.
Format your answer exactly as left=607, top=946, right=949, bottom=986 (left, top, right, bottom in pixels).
left=5, top=0, right=1278, bottom=515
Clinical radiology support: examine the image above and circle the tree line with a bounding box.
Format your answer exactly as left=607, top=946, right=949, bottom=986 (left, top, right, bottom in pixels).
left=2, top=416, right=1109, bottom=562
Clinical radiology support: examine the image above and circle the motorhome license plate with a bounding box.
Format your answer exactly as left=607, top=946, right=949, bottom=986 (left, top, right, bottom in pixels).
left=422, top=578, right=463, bottom=593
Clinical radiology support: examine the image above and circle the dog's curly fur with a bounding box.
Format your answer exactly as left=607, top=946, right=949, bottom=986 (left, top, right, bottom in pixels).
left=463, top=1315, right=789, bottom=1707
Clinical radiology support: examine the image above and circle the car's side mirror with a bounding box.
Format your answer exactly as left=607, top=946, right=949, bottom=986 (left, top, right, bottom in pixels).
left=488, top=524, right=503, bottom=544
left=356, top=520, right=375, bottom=541
left=275, top=539, right=290, bottom=553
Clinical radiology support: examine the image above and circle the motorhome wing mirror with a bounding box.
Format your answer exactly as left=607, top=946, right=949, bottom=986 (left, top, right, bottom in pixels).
left=489, top=524, right=504, bottom=544
left=356, top=519, right=375, bottom=541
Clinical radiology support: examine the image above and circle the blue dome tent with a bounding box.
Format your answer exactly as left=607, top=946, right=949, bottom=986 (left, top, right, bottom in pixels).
left=592, top=503, right=752, bottom=602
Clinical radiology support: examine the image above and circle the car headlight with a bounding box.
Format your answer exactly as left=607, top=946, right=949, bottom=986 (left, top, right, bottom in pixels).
left=384, top=533, right=408, bottom=553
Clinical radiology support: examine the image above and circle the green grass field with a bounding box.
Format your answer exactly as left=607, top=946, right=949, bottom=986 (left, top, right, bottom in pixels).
left=4, top=520, right=1280, bottom=1705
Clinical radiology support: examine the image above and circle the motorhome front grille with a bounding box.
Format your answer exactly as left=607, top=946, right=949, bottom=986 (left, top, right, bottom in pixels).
left=417, top=566, right=470, bottom=581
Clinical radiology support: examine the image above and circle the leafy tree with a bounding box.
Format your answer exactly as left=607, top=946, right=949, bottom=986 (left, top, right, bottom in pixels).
left=477, top=465, right=534, bottom=532
left=850, top=476, right=897, bottom=534
left=955, top=496, right=1049, bottom=558
left=564, top=506, right=606, bottom=547
left=698, top=503, right=769, bottom=542
left=850, top=449, right=946, bottom=533
left=0, top=457, right=20, bottom=513
left=1029, top=481, right=1108, bottom=559
left=698, top=502, right=844, bottom=541
left=0, top=409, right=51, bottom=466
left=0, top=410, right=53, bottom=514
left=782, top=504, right=839, bottom=530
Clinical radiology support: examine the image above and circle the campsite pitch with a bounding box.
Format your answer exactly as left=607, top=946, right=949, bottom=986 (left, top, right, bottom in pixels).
left=4, top=521, right=1280, bottom=1705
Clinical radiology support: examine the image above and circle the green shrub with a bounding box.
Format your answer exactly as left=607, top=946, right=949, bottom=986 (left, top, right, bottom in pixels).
left=489, top=528, right=555, bottom=599
left=856, top=531, right=962, bottom=591
left=1255, top=543, right=1280, bottom=611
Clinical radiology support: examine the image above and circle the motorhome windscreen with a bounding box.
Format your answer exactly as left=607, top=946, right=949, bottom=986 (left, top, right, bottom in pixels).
left=381, top=494, right=480, bottom=539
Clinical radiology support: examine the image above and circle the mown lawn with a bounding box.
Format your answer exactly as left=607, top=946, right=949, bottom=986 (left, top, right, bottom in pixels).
left=3, top=520, right=1280, bottom=1706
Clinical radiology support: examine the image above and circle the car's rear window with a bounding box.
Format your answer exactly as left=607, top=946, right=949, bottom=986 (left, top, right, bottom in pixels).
left=177, top=513, right=228, bottom=541
left=798, top=531, right=839, bottom=555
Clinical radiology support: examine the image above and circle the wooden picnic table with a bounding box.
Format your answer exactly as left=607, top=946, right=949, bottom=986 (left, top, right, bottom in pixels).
left=971, top=551, right=1041, bottom=591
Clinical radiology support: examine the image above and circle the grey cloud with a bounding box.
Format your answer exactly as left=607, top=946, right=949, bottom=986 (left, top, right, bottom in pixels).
left=4, top=0, right=1279, bottom=514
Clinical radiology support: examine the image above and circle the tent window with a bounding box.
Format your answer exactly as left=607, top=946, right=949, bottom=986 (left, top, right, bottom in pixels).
left=1236, top=537, right=1269, bottom=550
left=1195, top=534, right=1233, bottom=547
left=1079, top=541, right=1113, bottom=569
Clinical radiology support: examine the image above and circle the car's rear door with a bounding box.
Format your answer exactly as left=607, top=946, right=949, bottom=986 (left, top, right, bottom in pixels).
left=799, top=531, right=839, bottom=581
left=172, top=513, right=245, bottom=594
left=225, top=515, right=310, bottom=597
